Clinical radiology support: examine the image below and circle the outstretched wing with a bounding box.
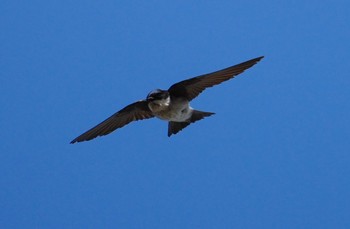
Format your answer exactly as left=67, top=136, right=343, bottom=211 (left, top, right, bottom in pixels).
left=168, top=56, right=264, bottom=101
left=70, top=100, right=154, bottom=143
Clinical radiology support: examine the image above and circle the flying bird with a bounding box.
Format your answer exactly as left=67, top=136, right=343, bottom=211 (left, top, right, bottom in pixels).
left=70, top=56, right=264, bottom=143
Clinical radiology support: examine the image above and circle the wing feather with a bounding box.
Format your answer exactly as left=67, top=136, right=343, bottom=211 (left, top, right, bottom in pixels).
left=70, top=100, right=154, bottom=143
left=168, top=56, right=264, bottom=100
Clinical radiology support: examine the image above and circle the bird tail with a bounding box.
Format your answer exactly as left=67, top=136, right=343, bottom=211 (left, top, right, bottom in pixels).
left=168, top=110, right=215, bottom=137
left=190, top=110, right=215, bottom=123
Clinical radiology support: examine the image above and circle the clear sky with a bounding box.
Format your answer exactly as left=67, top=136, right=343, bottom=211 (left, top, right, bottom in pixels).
left=1, top=0, right=349, bottom=228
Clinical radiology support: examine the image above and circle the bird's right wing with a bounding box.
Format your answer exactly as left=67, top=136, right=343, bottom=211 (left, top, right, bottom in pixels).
left=70, top=100, right=154, bottom=143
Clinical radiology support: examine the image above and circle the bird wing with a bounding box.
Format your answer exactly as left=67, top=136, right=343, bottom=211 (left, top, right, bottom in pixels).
left=168, top=56, right=264, bottom=101
left=70, top=100, right=154, bottom=143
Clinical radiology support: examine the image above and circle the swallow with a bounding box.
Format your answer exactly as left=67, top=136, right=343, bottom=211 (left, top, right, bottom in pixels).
left=70, top=56, right=264, bottom=143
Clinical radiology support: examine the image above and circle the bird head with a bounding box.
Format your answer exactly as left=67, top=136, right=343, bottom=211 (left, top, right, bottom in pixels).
left=146, top=89, right=169, bottom=102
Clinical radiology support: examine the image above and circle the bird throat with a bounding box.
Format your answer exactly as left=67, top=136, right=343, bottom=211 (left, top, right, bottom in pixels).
left=148, top=97, right=170, bottom=113
left=148, top=97, right=192, bottom=122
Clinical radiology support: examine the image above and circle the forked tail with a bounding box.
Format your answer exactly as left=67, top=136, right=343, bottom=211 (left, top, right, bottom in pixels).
left=168, top=110, right=215, bottom=136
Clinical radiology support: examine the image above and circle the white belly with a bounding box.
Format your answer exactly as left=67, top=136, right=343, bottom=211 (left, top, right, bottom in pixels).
left=148, top=98, right=193, bottom=122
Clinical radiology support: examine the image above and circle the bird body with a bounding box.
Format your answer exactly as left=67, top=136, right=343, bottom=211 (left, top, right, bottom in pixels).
left=70, top=56, right=264, bottom=143
left=148, top=93, right=191, bottom=122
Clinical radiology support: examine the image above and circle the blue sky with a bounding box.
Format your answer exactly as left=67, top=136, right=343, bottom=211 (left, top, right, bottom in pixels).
left=1, top=0, right=349, bottom=228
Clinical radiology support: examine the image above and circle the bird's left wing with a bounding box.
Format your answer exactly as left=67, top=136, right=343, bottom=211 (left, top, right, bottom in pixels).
left=70, top=100, right=154, bottom=143
left=168, top=56, right=264, bottom=101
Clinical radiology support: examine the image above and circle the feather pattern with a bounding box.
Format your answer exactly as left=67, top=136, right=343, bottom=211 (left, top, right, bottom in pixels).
left=70, top=100, right=153, bottom=143
left=168, top=56, right=264, bottom=100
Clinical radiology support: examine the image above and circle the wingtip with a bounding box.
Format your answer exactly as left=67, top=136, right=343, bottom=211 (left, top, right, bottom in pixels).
left=70, top=137, right=80, bottom=144
left=256, top=56, right=264, bottom=61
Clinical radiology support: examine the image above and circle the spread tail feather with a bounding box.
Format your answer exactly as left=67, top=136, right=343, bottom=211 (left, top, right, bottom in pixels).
left=168, top=110, right=215, bottom=137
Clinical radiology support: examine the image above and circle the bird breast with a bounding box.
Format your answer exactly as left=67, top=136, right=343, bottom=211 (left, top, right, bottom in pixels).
left=148, top=97, right=192, bottom=122
left=148, top=97, right=170, bottom=113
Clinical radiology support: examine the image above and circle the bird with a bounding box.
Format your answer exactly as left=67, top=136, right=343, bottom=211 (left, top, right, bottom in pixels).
left=70, top=56, right=264, bottom=143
